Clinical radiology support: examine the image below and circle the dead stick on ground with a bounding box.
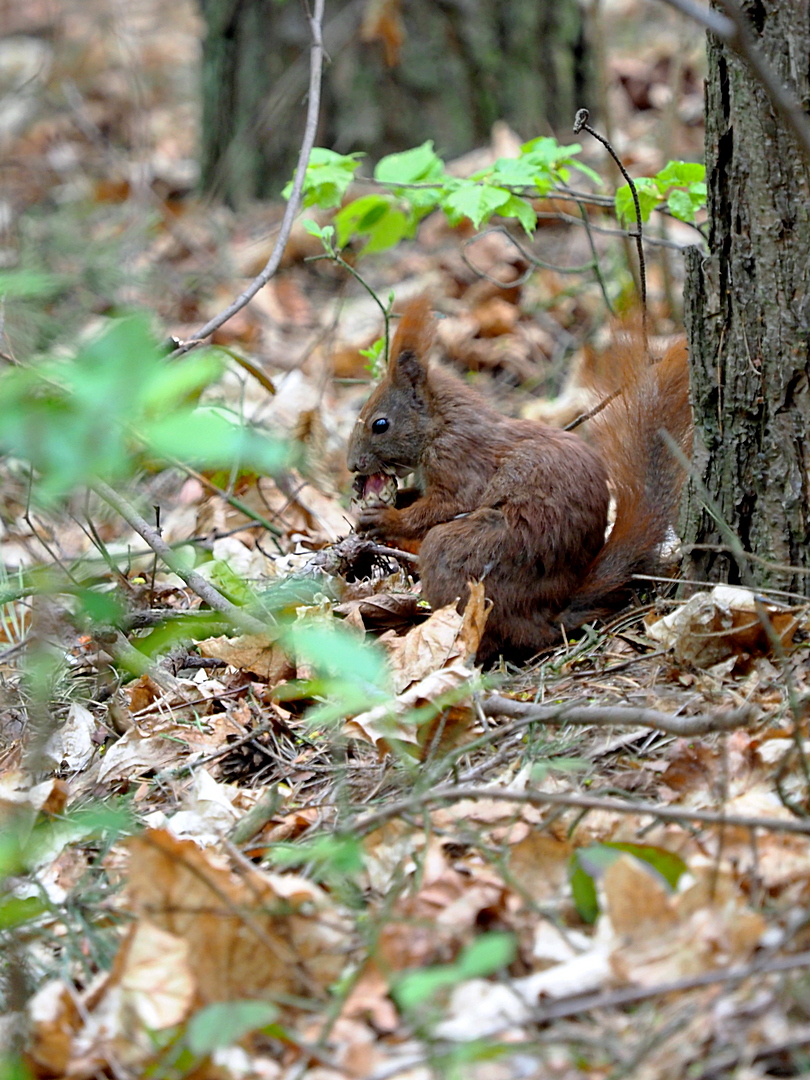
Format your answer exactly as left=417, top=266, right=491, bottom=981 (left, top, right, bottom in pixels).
left=92, top=479, right=269, bottom=636
left=170, top=0, right=326, bottom=356
left=353, top=783, right=810, bottom=838
left=483, top=694, right=754, bottom=736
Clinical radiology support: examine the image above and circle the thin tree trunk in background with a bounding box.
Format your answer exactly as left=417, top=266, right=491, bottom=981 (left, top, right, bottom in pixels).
left=682, top=4, right=810, bottom=593
left=198, top=0, right=592, bottom=206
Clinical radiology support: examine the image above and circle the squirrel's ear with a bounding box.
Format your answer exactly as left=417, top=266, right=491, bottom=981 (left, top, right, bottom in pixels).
left=392, top=347, right=427, bottom=388
left=388, top=296, right=434, bottom=387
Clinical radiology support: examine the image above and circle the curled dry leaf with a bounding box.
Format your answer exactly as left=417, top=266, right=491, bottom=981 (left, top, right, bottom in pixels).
left=382, top=581, right=488, bottom=693
left=344, top=661, right=475, bottom=751
left=97, top=728, right=186, bottom=784
left=42, top=703, right=97, bottom=772
left=126, top=829, right=349, bottom=1003
left=647, top=585, right=800, bottom=667
left=197, top=632, right=293, bottom=682
left=335, top=591, right=422, bottom=633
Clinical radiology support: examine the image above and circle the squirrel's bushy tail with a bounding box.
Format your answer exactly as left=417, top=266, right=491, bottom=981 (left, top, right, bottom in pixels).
left=561, top=339, right=692, bottom=630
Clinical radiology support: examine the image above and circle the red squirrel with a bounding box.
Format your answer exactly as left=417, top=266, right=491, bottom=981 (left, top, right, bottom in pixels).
left=347, top=298, right=692, bottom=662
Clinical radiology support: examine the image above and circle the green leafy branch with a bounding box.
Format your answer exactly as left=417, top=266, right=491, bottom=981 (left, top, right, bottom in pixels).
left=285, top=137, right=599, bottom=256
left=614, top=160, right=707, bottom=225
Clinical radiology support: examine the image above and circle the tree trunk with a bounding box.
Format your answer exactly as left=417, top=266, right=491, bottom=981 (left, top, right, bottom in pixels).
left=682, top=3, right=810, bottom=595
left=198, top=0, right=592, bottom=206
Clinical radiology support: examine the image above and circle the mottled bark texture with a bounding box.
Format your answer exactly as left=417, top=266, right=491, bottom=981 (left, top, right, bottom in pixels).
left=682, top=2, right=810, bottom=594
left=198, top=0, right=592, bottom=206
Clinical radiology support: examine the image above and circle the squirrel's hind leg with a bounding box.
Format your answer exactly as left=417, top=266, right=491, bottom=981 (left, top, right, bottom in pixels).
left=419, top=507, right=575, bottom=660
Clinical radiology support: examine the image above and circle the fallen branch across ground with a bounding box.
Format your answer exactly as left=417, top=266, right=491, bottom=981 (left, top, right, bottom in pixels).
left=483, top=694, right=754, bottom=736
left=353, top=782, right=810, bottom=837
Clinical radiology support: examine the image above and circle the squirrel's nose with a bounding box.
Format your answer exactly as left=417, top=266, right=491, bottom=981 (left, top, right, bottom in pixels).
left=347, top=449, right=365, bottom=473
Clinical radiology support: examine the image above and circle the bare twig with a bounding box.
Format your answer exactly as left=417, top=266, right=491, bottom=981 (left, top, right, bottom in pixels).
left=564, top=387, right=623, bottom=432
left=352, top=783, right=810, bottom=838
left=92, top=479, right=269, bottom=635
left=170, top=0, right=326, bottom=356
left=164, top=454, right=284, bottom=542
left=658, top=0, right=810, bottom=164
left=574, top=108, right=648, bottom=347
left=528, top=949, right=810, bottom=1025
left=483, top=694, right=753, bottom=736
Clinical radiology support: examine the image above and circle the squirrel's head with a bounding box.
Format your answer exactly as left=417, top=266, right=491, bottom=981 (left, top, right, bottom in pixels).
left=347, top=299, right=435, bottom=476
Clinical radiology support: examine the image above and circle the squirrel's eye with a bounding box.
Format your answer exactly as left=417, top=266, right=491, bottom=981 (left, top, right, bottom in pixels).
left=371, top=417, right=390, bottom=434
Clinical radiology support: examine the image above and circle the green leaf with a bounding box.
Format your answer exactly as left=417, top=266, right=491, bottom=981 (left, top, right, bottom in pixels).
left=269, top=835, right=364, bottom=880
left=496, top=194, right=536, bottom=235
left=0, top=316, right=167, bottom=500
left=571, top=160, right=603, bottom=187
left=614, top=177, right=660, bottom=225
left=75, top=588, right=125, bottom=627
left=441, top=182, right=512, bottom=229
left=333, top=195, right=409, bottom=254
left=334, top=195, right=389, bottom=245
left=393, top=966, right=461, bottom=1010
left=284, top=622, right=389, bottom=690
left=666, top=189, right=697, bottom=222
left=392, top=933, right=515, bottom=1011
left=374, top=140, right=445, bottom=185
left=139, top=351, right=224, bottom=413
left=666, top=185, right=706, bottom=223
left=359, top=336, right=386, bottom=375
left=186, top=1000, right=279, bottom=1055
left=602, top=842, right=687, bottom=889
left=283, top=148, right=364, bottom=209
left=521, top=136, right=582, bottom=167
left=569, top=860, right=599, bottom=924
left=655, top=160, right=706, bottom=189
left=0, top=1054, right=33, bottom=1080
left=457, top=933, right=516, bottom=978
left=0, top=271, right=64, bottom=298
left=569, top=843, right=687, bottom=923
left=0, top=895, right=47, bottom=930
left=485, top=157, right=546, bottom=191
left=141, top=407, right=289, bottom=473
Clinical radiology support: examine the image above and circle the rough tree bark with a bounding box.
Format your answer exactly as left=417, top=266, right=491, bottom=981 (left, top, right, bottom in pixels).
left=198, top=0, right=592, bottom=206
left=682, top=2, right=810, bottom=594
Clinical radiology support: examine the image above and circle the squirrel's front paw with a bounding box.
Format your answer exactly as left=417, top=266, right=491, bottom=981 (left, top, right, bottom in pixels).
left=355, top=504, right=399, bottom=537
left=352, top=472, right=399, bottom=537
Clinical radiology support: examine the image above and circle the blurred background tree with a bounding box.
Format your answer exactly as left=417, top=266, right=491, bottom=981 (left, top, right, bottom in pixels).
left=197, top=0, right=593, bottom=206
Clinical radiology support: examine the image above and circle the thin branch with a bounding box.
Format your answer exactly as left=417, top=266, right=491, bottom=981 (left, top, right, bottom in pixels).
left=352, top=783, right=810, bottom=838
left=170, top=0, right=326, bottom=356
left=564, top=387, right=623, bottom=432
left=92, top=479, right=270, bottom=636
left=574, top=108, right=648, bottom=347
left=656, top=0, right=810, bottom=164
left=482, top=694, right=753, bottom=736
left=165, top=454, right=284, bottom=542
left=528, top=949, right=810, bottom=1025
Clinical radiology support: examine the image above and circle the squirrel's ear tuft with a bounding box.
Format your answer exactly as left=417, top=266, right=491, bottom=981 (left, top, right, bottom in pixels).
left=393, top=348, right=426, bottom=388
left=388, top=296, right=434, bottom=386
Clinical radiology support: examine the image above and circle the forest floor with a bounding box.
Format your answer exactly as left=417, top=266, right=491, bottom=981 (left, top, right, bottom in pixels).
left=4, top=2, right=810, bottom=1079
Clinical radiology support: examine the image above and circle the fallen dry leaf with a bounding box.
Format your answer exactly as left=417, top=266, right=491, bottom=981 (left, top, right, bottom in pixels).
left=344, top=661, right=476, bottom=752
left=604, top=854, right=766, bottom=986
left=111, top=919, right=196, bottom=1029
left=647, top=585, right=799, bottom=667
left=97, top=729, right=186, bottom=784
left=26, top=980, right=81, bottom=1076
left=126, top=829, right=349, bottom=1003
left=198, top=632, right=292, bottom=682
